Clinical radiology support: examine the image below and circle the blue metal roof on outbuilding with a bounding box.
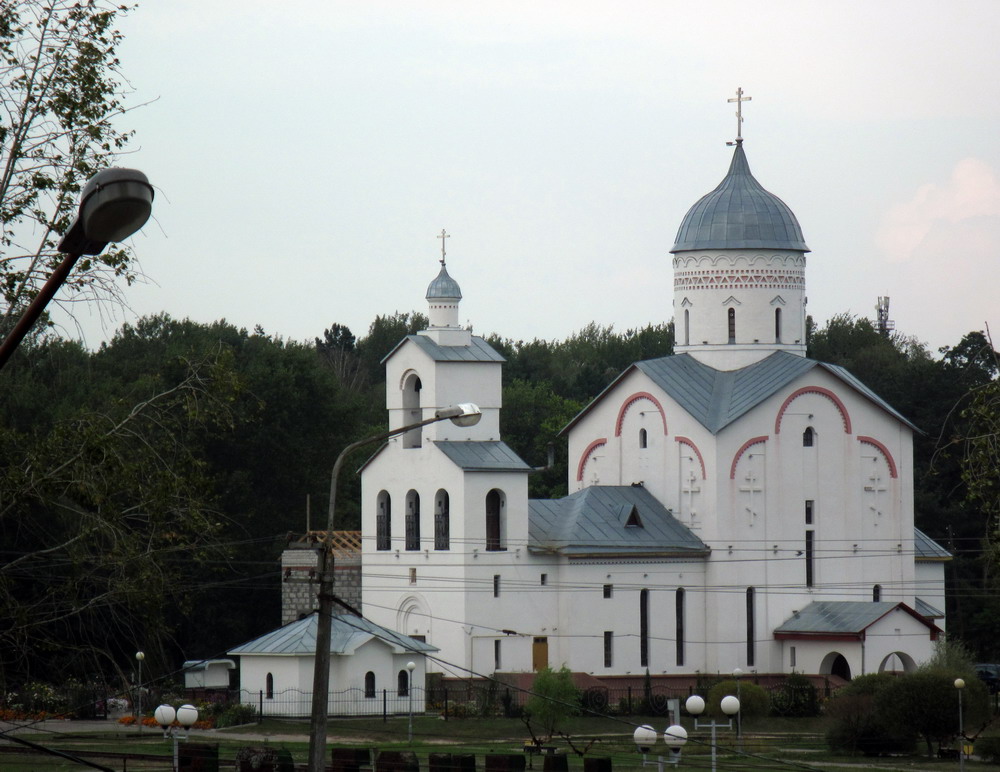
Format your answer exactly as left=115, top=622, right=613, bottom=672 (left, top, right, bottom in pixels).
left=671, top=142, right=809, bottom=253
left=529, top=485, right=708, bottom=557
left=228, top=613, right=437, bottom=657
left=914, top=528, right=952, bottom=561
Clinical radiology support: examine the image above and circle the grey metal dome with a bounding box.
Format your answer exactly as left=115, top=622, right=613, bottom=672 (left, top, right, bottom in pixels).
left=426, top=264, right=462, bottom=300
left=671, top=142, right=809, bottom=253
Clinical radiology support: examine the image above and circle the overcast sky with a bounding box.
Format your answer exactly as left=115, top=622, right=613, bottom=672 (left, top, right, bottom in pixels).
left=62, top=0, right=1000, bottom=356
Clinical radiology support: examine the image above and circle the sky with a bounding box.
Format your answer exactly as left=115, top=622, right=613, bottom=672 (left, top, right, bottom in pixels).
left=59, top=0, right=1000, bottom=355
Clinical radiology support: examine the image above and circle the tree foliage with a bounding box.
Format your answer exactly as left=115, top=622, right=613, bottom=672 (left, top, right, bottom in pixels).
left=522, top=665, right=580, bottom=745
left=0, top=1, right=140, bottom=334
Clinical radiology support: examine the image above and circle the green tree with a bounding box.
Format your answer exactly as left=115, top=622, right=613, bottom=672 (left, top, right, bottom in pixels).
left=522, top=666, right=580, bottom=745
left=0, top=1, right=140, bottom=335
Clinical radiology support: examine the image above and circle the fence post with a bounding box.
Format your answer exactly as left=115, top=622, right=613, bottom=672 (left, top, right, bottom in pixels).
left=383, top=689, right=388, bottom=723
left=444, top=688, right=448, bottom=722
left=259, top=690, right=263, bottom=722
left=626, top=686, right=631, bottom=715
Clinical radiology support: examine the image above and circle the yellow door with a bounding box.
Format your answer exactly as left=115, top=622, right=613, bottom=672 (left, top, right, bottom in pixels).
left=532, top=637, right=548, bottom=671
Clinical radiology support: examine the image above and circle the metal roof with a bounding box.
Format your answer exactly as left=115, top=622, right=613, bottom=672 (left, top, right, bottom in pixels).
left=915, top=597, right=945, bottom=619
left=774, top=601, right=923, bottom=636
left=381, top=334, right=505, bottom=365
left=564, top=351, right=918, bottom=437
left=181, top=658, right=235, bottom=672
left=228, top=613, right=437, bottom=657
left=671, top=142, right=809, bottom=253
left=528, top=485, right=709, bottom=557
left=426, top=264, right=462, bottom=300
left=914, top=528, right=951, bottom=560
left=435, top=441, right=532, bottom=472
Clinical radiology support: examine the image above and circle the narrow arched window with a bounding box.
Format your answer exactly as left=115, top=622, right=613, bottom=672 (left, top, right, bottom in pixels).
left=803, top=427, right=814, bottom=447
left=675, top=588, right=685, bottom=667
left=873, top=584, right=882, bottom=602
left=265, top=672, right=274, bottom=700
left=434, top=489, right=450, bottom=550
left=486, top=489, right=506, bottom=551
left=364, top=671, right=376, bottom=698
left=405, top=490, right=420, bottom=550
left=402, top=373, right=423, bottom=448
left=775, top=308, right=782, bottom=343
left=398, top=669, right=410, bottom=697
left=377, top=490, right=391, bottom=550
left=684, top=309, right=690, bottom=346
left=639, top=588, right=649, bottom=667
left=639, top=428, right=648, bottom=449
left=746, top=587, right=756, bottom=667
left=728, top=308, right=736, bottom=344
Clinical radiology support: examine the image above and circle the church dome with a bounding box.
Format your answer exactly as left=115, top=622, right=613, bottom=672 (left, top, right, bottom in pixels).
left=670, top=143, right=809, bottom=253
left=426, top=264, right=462, bottom=300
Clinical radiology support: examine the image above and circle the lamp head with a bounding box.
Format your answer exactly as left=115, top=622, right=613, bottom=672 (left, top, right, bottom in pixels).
left=176, top=704, right=199, bottom=728
left=135, top=651, right=145, bottom=661
left=955, top=678, right=965, bottom=690
left=154, top=704, right=176, bottom=730
left=684, top=695, right=705, bottom=716
left=633, top=724, right=656, bottom=753
left=721, top=695, right=741, bottom=716
left=58, top=168, right=154, bottom=256
left=406, top=661, right=416, bottom=672
left=663, top=725, right=688, bottom=751
left=435, top=403, right=482, bottom=428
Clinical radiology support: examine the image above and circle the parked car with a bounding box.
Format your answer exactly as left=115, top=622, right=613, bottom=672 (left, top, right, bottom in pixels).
left=975, top=663, right=999, bottom=694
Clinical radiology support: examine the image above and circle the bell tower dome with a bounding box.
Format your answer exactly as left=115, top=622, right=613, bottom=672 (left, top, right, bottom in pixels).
left=670, top=91, right=810, bottom=370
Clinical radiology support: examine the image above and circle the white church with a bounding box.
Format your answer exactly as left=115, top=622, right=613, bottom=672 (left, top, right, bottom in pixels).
left=359, top=129, right=948, bottom=685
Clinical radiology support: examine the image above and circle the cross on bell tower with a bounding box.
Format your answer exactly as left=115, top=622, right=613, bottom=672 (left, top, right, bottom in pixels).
left=728, top=87, right=752, bottom=143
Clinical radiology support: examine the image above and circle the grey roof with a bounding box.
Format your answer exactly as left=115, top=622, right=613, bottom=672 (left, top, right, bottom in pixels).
left=914, top=528, right=952, bottom=561
left=436, top=441, right=532, bottom=472
left=182, top=658, right=235, bottom=672
left=671, top=142, right=809, bottom=253
left=773, top=601, right=931, bottom=636
left=563, top=351, right=918, bottom=436
left=426, top=264, right=462, bottom=300
left=229, top=613, right=437, bottom=657
left=915, top=597, right=945, bottom=619
left=529, top=485, right=709, bottom=557
left=381, top=334, right=505, bottom=365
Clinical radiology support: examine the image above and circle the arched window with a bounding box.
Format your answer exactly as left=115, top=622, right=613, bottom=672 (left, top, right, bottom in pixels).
left=746, top=587, right=756, bottom=667
left=376, top=491, right=391, bottom=550
left=402, top=373, right=422, bottom=448
left=364, top=671, right=376, bottom=698
left=486, top=489, right=506, bottom=551
left=803, top=427, right=814, bottom=447
left=728, top=308, right=736, bottom=344
left=398, top=669, right=410, bottom=697
left=639, top=428, right=648, bottom=449
left=775, top=308, right=782, bottom=343
left=639, top=588, right=649, bottom=667
left=684, top=309, right=690, bottom=346
left=675, top=588, right=685, bottom=667
left=434, top=489, right=450, bottom=550
left=405, top=490, right=420, bottom=550
left=265, top=672, right=274, bottom=700
left=873, top=584, right=882, bottom=602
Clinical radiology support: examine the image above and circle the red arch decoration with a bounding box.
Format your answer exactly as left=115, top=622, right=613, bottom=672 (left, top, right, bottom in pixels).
left=675, top=436, right=707, bottom=479
left=730, top=436, right=768, bottom=479
left=576, top=438, right=607, bottom=482
left=774, top=386, right=852, bottom=435
left=614, top=392, right=668, bottom=437
left=857, top=436, right=899, bottom=479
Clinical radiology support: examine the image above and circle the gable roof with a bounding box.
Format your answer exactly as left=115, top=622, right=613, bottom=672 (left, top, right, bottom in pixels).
left=381, top=334, right=505, bottom=365
left=228, top=613, right=437, bottom=657
left=773, top=601, right=939, bottom=639
left=562, top=351, right=918, bottom=436
left=436, top=440, right=532, bottom=472
left=528, top=485, right=709, bottom=558
left=914, top=527, right=952, bottom=561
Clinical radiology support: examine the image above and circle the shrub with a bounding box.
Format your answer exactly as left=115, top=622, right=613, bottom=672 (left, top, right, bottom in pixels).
left=216, top=702, right=258, bottom=728
left=975, top=736, right=1000, bottom=764
left=706, top=679, right=769, bottom=719
left=769, top=673, right=819, bottom=717
left=825, top=675, right=914, bottom=756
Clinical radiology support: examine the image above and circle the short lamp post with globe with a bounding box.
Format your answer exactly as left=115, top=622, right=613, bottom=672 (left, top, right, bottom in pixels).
left=154, top=703, right=199, bottom=772
left=633, top=723, right=688, bottom=769
left=685, top=694, right=740, bottom=772
left=955, top=678, right=965, bottom=772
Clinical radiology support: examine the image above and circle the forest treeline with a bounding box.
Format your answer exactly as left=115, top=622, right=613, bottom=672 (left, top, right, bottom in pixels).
left=0, top=311, right=997, bottom=689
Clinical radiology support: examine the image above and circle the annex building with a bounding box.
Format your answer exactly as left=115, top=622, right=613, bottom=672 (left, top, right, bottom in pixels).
left=358, top=130, right=948, bottom=685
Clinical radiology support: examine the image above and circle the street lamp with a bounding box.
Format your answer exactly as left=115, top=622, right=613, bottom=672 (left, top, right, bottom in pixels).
left=306, top=403, right=483, bottom=772
left=685, top=693, right=740, bottom=772
left=955, top=678, right=965, bottom=771
left=732, top=667, right=742, bottom=747
left=634, top=723, right=688, bottom=769
left=154, top=703, right=199, bottom=772
left=406, top=661, right=416, bottom=743
left=134, top=651, right=145, bottom=727
left=0, top=168, right=154, bottom=371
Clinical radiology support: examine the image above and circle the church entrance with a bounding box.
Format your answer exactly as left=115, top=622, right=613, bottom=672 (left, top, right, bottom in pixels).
left=532, top=637, right=548, bottom=671
left=830, top=654, right=851, bottom=680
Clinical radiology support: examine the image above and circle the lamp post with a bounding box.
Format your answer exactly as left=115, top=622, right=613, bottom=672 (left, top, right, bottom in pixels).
left=406, top=661, right=416, bottom=743
left=154, top=703, right=199, bottom=772
left=634, top=723, right=688, bottom=769
left=955, top=678, right=965, bottom=771
left=732, top=667, right=742, bottom=748
left=685, top=694, right=740, bottom=772
left=0, top=168, right=154, bottom=371
left=306, top=404, right=483, bottom=772
left=134, top=651, right=145, bottom=729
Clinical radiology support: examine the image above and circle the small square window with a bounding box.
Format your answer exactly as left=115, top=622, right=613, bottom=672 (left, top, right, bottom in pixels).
left=493, top=574, right=500, bottom=597
left=409, top=568, right=416, bottom=585
left=603, top=584, right=613, bottom=599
